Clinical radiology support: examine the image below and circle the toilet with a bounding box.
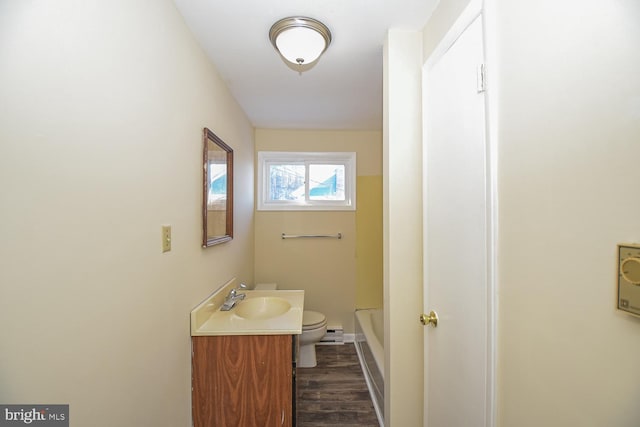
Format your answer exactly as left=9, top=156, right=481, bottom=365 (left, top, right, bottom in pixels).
left=299, top=310, right=327, bottom=368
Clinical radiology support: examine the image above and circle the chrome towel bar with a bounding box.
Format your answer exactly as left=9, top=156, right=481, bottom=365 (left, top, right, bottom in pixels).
left=281, top=233, right=342, bottom=240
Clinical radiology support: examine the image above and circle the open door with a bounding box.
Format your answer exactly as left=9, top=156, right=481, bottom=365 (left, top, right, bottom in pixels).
left=422, top=10, right=494, bottom=427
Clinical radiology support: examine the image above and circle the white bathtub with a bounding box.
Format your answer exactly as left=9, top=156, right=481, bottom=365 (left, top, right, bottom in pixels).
left=354, top=309, right=384, bottom=426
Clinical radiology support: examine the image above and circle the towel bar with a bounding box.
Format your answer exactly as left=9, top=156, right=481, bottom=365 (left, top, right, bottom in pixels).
left=281, top=233, right=342, bottom=240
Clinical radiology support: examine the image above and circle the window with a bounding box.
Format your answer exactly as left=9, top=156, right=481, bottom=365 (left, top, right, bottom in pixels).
left=257, top=151, right=356, bottom=211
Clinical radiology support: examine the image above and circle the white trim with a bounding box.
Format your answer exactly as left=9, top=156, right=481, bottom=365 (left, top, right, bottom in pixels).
left=482, top=0, right=498, bottom=425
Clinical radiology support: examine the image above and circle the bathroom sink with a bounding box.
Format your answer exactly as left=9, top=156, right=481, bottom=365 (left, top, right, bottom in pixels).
left=190, top=281, right=304, bottom=336
left=235, top=296, right=292, bottom=320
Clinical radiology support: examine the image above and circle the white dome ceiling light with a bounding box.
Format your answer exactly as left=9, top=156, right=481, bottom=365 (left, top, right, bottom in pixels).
left=269, top=17, right=332, bottom=72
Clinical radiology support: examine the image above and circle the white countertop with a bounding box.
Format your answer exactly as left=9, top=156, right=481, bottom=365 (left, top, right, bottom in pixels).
left=190, top=288, right=305, bottom=336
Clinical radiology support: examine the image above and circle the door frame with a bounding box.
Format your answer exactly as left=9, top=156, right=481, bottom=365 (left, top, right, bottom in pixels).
left=421, top=0, right=497, bottom=425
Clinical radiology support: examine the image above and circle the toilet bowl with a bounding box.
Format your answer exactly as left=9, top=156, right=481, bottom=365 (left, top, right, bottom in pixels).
left=298, top=310, right=327, bottom=368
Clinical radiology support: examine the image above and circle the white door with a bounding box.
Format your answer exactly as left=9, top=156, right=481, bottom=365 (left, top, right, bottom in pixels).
left=423, top=13, right=493, bottom=427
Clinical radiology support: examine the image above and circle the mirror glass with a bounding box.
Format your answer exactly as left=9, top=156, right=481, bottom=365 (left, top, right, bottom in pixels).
left=202, top=128, right=233, bottom=247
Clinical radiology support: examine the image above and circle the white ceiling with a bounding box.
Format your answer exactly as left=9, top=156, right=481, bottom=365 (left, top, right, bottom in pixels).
left=173, top=0, right=438, bottom=130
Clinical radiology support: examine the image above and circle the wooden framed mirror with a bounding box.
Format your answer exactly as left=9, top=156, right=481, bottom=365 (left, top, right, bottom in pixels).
left=202, top=128, right=233, bottom=247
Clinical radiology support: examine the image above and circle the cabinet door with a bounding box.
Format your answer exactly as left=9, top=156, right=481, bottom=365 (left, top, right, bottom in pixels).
left=192, top=335, right=292, bottom=427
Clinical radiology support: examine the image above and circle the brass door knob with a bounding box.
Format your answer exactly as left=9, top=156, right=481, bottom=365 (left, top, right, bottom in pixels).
left=420, top=311, right=438, bottom=327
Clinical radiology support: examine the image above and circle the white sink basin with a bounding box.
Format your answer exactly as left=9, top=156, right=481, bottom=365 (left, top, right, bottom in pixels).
left=235, top=296, right=291, bottom=320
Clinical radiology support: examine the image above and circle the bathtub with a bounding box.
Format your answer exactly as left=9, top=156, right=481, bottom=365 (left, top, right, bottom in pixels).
left=354, top=309, right=384, bottom=426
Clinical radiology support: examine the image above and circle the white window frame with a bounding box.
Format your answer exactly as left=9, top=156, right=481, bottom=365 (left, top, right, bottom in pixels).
left=257, top=151, right=356, bottom=211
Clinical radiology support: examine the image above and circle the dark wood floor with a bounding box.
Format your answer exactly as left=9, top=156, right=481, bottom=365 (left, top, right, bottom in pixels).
left=297, top=344, right=380, bottom=427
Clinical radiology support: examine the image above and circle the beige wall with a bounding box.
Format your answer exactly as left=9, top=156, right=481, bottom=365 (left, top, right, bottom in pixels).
left=0, top=1, right=254, bottom=426
left=495, top=0, right=640, bottom=425
left=254, top=129, right=382, bottom=333
left=383, top=30, right=424, bottom=427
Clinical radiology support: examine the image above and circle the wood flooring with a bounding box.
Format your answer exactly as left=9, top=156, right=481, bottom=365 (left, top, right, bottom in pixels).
left=296, top=344, right=380, bottom=427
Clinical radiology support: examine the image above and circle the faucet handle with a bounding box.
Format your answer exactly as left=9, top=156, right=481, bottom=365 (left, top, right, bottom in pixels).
left=226, top=283, right=248, bottom=301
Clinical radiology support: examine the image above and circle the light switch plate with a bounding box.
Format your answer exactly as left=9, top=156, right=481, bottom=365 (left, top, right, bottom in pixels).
left=617, top=243, right=640, bottom=317
left=162, top=225, right=171, bottom=253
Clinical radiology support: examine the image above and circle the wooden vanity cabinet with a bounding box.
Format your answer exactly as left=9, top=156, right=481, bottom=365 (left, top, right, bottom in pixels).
left=192, top=334, right=296, bottom=427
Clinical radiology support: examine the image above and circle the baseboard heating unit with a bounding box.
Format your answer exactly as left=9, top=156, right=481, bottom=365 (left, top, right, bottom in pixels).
left=320, top=326, right=344, bottom=344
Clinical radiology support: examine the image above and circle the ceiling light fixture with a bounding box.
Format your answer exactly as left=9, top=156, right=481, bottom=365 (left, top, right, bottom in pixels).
left=269, top=17, right=332, bottom=71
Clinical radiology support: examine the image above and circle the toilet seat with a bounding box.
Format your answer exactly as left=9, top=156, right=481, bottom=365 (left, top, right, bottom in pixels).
left=302, top=310, right=327, bottom=330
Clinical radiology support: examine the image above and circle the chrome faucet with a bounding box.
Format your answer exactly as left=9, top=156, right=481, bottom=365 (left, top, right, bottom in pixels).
left=220, top=283, right=247, bottom=311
